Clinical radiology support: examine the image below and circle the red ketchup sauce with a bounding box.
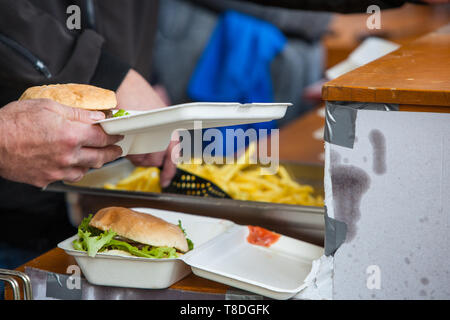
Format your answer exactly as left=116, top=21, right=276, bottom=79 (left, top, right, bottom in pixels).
left=247, top=226, right=280, bottom=247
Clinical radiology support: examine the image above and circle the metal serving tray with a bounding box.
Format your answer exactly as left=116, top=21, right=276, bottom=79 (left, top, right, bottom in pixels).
left=46, top=159, right=325, bottom=245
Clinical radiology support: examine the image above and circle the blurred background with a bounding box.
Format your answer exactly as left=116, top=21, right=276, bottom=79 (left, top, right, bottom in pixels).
left=149, top=0, right=450, bottom=161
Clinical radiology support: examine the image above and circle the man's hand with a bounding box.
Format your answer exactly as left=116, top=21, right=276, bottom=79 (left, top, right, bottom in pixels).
left=0, top=99, right=123, bottom=188
left=116, top=69, right=178, bottom=188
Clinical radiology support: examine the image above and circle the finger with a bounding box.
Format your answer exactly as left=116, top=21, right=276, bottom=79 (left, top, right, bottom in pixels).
left=61, top=167, right=90, bottom=183
left=168, top=138, right=181, bottom=164
left=127, top=151, right=165, bottom=168
left=160, top=154, right=177, bottom=188
left=75, top=145, right=123, bottom=169
left=160, top=141, right=179, bottom=188
left=51, top=101, right=106, bottom=123
left=126, top=154, right=145, bottom=164
left=75, top=123, right=124, bottom=148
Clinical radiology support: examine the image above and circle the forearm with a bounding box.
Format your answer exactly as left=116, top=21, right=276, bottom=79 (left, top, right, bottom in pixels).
left=0, top=111, right=6, bottom=179
left=116, top=69, right=167, bottom=111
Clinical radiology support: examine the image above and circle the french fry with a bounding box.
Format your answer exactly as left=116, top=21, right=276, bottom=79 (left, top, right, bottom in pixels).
left=104, top=145, right=324, bottom=207
left=108, top=167, right=161, bottom=193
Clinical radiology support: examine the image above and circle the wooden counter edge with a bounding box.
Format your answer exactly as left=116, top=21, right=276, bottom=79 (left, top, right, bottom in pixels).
left=322, top=24, right=450, bottom=107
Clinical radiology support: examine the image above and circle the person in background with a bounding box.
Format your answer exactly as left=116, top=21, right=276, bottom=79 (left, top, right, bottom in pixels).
left=152, top=0, right=332, bottom=132
left=243, top=0, right=449, bottom=11
left=153, top=0, right=449, bottom=127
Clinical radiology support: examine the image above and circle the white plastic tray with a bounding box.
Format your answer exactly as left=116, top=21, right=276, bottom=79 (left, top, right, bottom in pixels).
left=58, top=208, right=233, bottom=289
left=97, top=102, right=290, bottom=155
left=58, top=207, right=323, bottom=299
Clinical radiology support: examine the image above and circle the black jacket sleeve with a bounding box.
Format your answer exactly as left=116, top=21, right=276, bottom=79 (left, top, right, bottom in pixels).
left=238, top=0, right=408, bottom=13
left=0, top=0, right=130, bottom=100
left=190, top=0, right=333, bottom=42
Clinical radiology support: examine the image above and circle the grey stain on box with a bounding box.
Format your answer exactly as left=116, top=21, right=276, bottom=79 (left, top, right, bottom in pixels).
left=419, top=216, right=429, bottom=223
left=421, top=278, right=429, bottom=285
left=369, top=129, right=387, bottom=175
left=331, top=163, right=371, bottom=242
left=330, top=150, right=341, bottom=166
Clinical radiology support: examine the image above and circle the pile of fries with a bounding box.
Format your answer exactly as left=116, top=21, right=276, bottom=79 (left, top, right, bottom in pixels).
left=104, top=145, right=323, bottom=207
left=177, top=163, right=323, bottom=206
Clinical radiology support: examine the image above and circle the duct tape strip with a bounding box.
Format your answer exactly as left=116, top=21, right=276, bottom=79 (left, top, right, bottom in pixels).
left=46, top=272, right=82, bottom=300
left=324, top=206, right=347, bottom=256
left=324, top=101, right=398, bottom=148
left=225, top=288, right=264, bottom=300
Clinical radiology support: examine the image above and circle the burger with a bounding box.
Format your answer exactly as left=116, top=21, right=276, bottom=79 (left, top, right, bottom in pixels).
left=72, top=207, right=194, bottom=258
left=19, top=83, right=129, bottom=118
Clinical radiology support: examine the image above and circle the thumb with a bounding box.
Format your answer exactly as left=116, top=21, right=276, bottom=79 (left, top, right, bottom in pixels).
left=56, top=103, right=106, bottom=123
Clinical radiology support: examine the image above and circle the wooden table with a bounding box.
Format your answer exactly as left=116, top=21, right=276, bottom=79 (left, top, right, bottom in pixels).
left=279, top=105, right=326, bottom=165
left=323, top=3, right=450, bottom=69
left=5, top=248, right=229, bottom=300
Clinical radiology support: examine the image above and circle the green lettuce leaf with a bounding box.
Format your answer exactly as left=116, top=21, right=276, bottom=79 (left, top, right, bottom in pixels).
left=72, top=215, right=117, bottom=257
left=178, top=220, right=194, bottom=251
left=113, top=109, right=130, bottom=118
left=107, top=239, right=178, bottom=258
left=72, top=238, right=84, bottom=251
left=84, top=229, right=116, bottom=257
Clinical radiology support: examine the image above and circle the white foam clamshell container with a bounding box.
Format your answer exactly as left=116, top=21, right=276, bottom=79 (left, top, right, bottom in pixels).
left=58, top=208, right=323, bottom=300
left=96, top=102, right=291, bottom=156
